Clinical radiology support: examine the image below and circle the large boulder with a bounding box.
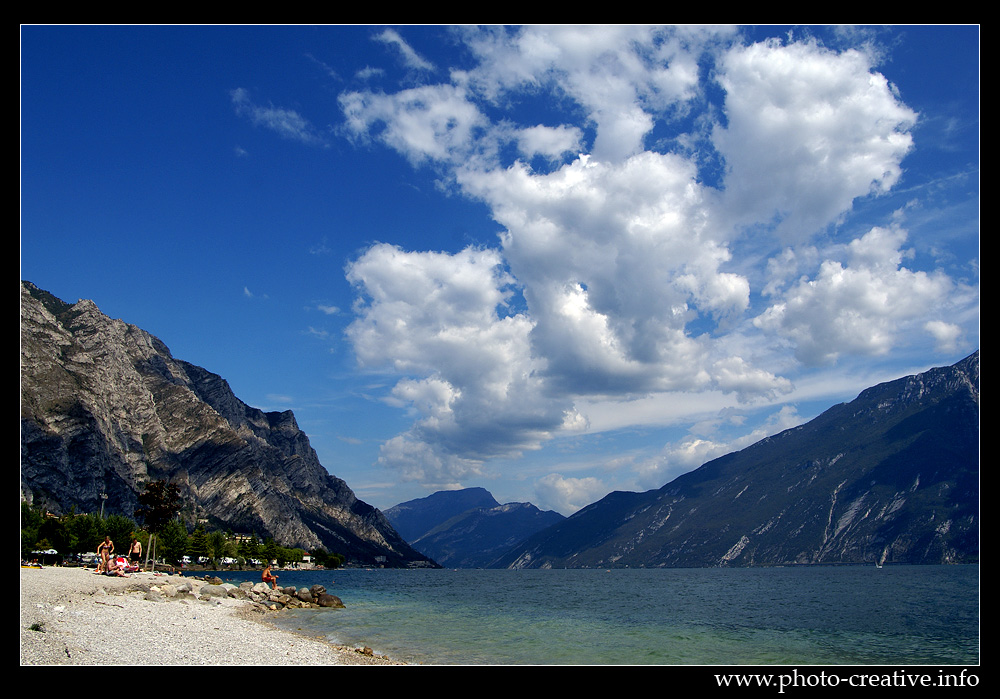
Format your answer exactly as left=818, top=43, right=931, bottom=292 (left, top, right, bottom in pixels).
left=317, top=593, right=344, bottom=608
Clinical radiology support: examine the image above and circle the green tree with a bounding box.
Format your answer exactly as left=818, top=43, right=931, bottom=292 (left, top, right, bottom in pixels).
left=310, top=548, right=344, bottom=569
left=21, top=503, right=46, bottom=555
left=238, top=534, right=261, bottom=563
left=208, top=530, right=234, bottom=564
left=38, top=515, right=73, bottom=556
left=262, top=538, right=279, bottom=566
left=66, top=513, right=102, bottom=556
left=188, top=524, right=210, bottom=562
left=134, top=480, right=182, bottom=571
left=156, top=519, right=189, bottom=566
left=101, top=514, right=137, bottom=555
left=275, top=546, right=306, bottom=568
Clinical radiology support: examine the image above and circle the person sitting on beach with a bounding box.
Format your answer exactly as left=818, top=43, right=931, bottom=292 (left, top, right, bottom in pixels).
left=104, top=563, right=127, bottom=577
left=99, top=556, right=128, bottom=576
left=262, top=564, right=278, bottom=589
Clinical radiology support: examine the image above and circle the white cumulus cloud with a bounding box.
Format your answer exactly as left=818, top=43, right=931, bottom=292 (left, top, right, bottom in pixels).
left=324, top=27, right=972, bottom=494
left=714, top=39, right=917, bottom=242
left=753, top=226, right=954, bottom=365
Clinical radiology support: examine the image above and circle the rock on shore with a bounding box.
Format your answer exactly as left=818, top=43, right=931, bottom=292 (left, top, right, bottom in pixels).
left=20, top=566, right=403, bottom=666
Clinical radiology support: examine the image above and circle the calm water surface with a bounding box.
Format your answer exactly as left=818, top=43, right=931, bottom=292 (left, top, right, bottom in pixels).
left=209, top=565, right=978, bottom=665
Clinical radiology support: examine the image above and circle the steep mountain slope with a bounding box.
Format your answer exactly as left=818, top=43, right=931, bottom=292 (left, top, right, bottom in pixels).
left=384, top=487, right=501, bottom=542
left=494, top=352, right=979, bottom=569
left=385, top=488, right=566, bottom=568
left=414, top=502, right=566, bottom=568
left=20, top=281, right=435, bottom=567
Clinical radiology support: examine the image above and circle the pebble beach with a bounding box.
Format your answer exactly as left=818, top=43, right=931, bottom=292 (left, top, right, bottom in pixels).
left=20, top=566, right=405, bottom=666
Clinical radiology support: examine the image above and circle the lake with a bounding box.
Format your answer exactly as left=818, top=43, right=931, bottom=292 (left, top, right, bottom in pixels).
left=206, top=565, right=979, bottom=666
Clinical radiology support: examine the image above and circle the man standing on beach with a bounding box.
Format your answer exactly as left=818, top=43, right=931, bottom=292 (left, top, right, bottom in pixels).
left=129, top=538, right=142, bottom=570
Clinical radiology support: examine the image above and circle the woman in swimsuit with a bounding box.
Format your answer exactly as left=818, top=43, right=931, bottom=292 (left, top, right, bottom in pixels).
left=98, top=536, right=114, bottom=573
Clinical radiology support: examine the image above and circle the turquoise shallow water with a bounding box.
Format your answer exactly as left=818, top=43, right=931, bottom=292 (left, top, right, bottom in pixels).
left=207, top=565, right=979, bottom=665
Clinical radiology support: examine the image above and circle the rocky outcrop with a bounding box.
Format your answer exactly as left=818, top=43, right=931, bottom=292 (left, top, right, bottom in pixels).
left=20, top=281, right=436, bottom=568
left=147, top=577, right=347, bottom=610
left=83, top=571, right=343, bottom=611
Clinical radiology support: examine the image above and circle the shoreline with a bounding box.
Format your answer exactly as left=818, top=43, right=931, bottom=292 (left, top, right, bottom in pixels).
left=20, top=566, right=406, bottom=666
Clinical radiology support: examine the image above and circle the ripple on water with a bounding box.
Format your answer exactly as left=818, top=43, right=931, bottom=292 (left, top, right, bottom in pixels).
left=217, top=565, right=979, bottom=665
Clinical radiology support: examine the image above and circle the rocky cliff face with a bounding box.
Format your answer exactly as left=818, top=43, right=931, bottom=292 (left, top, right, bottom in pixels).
left=20, top=281, right=435, bottom=567
left=494, top=352, right=979, bottom=569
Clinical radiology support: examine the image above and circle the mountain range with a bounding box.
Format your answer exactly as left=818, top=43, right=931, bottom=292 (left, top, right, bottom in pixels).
left=492, top=351, right=979, bottom=569
left=20, top=281, right=435, bottom=567
left=384, top=488, right=565, bottom=568
left=21, top=280, right=979, bottom=570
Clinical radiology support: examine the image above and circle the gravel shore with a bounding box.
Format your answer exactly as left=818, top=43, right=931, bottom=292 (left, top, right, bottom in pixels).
left=20, top=566, right=405, bottom=666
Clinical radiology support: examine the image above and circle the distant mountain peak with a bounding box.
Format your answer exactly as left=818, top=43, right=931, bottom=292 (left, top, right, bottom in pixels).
left=384, top=487, right=565, bottom=568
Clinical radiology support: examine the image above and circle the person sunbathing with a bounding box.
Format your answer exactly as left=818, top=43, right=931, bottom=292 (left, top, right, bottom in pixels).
left=104, top=560, right=127, bottom=577
left=262, top=564, right=278, bottom=589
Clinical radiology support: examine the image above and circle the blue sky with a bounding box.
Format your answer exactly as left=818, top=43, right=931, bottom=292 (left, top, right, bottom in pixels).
left=21, top=25, right=979, bottom=516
